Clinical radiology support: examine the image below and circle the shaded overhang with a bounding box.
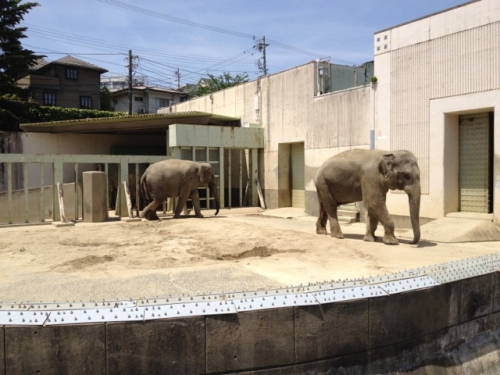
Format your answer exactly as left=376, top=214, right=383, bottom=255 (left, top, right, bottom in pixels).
left=19, top=111, right=241, bottom=135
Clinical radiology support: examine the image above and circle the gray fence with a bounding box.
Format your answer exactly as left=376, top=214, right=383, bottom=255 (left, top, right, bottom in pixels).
left=0, top=154, right=169, bottom=225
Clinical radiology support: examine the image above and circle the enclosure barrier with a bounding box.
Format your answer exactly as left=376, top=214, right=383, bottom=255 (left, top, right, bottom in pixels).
left=0, top=154, right=170, bottom=224
left=1, top=253, right=500, bottom=374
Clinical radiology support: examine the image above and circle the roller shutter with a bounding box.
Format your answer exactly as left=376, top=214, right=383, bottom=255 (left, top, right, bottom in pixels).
left=291, top=143, right=304, bottom=208
left=459, top=113, right=490, bottom=213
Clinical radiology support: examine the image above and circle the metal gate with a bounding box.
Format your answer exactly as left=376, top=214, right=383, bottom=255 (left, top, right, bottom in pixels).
left=180, top=146, right=219, bottom=209
left=291, top=143, right=304, bottom=208
left=459, top=112, right=492, bottom=213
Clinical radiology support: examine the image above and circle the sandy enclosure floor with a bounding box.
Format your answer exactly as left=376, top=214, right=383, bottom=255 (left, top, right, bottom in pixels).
left=0, top=208, right=499, bottom=303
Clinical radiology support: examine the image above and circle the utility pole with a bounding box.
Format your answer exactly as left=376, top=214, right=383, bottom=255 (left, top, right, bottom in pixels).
left=126, top=50, right=138, bottom=115
left=175, top=68, right=180, bottom=89
left=254, top=36, right=269, bottom=76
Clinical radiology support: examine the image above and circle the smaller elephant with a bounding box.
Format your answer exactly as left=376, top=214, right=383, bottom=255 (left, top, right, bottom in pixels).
left=140, top=159, right=220, bottom=221
left=314, top=149, right=421, bottom=245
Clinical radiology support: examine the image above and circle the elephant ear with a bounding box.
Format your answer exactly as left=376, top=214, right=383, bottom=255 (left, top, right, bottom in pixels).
left=379, top=154, right=395, bottom=178
left=198, top=164, right=210, bottom=183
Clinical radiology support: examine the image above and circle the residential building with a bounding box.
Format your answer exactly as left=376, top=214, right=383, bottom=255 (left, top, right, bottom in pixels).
left=112, top=86, right=190, bottom=114
left=100, top=74, right=148, bottom=92
left=16, top=55, right=107, bottom=110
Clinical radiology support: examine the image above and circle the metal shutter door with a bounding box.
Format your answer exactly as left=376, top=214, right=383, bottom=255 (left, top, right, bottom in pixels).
left=459, top=113, right=489, bottom=213
left=291, top=143, right=304, bottom=208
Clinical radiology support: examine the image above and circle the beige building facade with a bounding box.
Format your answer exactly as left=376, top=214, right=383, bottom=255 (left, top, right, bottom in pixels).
left=163, top=64, right=374, bottom=216
left=374, top=0, right=500, bottom=225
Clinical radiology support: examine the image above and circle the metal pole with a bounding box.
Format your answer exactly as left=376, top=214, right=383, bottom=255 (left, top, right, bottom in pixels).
left=23, top=162, right=29, bottom=223
left=128, top=49, right=133, bottom=115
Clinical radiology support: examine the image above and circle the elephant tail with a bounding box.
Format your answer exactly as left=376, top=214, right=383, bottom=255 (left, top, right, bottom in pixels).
left=140, top=174, right=152, bottom=205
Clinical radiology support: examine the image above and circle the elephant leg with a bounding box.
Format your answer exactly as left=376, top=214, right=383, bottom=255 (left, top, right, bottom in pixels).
left=173, top=194, right=190, bottom=218
left=316, top=200, right=328, bottom=235
left=141, top=199, right=161, bottom=221
left=328, top=212, right=343, bottom=239
left=190, top=189, right=204, bottom=218
left=363, top=211, right=379, bottom=242
left=371, top=205, right=398, bottom=245
left=316, top=187, right=343, bottom=238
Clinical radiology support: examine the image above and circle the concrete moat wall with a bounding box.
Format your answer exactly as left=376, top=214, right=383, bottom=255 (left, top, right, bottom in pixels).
left=2, top=270, right=500, bottom=374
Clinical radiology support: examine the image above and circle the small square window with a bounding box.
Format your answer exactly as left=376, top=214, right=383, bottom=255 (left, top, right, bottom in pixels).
left=384, top=35, right=388, bottom=40
left=377, top=46, right=380, bottom=51
left=134, top=96, right=144, bottom=102
left=377, top=37, right=380, bottom=42
left=384, top=45, right=388, bottom=49
left=66, top=68, right=78, bottom=80
left=80, top=96, right=92, bottom=109
left=43, top=92, right=56, bottom=106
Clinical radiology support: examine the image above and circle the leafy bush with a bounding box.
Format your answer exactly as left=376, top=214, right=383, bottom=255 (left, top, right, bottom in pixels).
left=0, top=97, right=124, bottom=131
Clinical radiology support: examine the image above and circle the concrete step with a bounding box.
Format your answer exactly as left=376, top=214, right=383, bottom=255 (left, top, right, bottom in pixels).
left=400, top=216, right=500, bottom=243
left=338, top=215, right=357, bottom=224
left=338, top=209, right=359, bottom=223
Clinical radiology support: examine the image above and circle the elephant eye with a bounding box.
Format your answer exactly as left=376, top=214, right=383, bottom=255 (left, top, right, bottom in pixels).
left=402, top=173, right=411, bottom=180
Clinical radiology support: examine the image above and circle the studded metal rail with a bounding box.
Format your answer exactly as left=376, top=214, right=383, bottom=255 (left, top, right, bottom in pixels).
left=1, top=253, right=499, bottom=325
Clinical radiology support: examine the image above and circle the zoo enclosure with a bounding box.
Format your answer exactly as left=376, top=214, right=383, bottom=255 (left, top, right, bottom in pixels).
left=0, top=149, right=258, bottom=226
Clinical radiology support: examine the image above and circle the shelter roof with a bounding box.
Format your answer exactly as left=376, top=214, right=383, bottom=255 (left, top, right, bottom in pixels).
left=20, top=111, right=240, bottom=135
left=112, top=86, right=185, bottom=96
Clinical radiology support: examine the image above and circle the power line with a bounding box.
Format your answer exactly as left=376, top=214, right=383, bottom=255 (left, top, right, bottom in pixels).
left=98, top=0, right=255, bottom=39
left=25, top=25, right=260, bottom=73
left=97, top=0, right=335, bottom=61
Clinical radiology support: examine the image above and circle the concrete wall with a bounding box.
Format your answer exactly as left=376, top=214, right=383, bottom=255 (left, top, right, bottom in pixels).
left=2, top=272, right=500, bottom=374
left=169, top=62, right=374, bottom=215
left=374, top=0, right=500, bottom=224
left=0, top=183, right=79, bottom=224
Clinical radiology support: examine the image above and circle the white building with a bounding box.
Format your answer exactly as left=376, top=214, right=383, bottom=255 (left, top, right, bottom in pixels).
left=373, top=0, right=500, bottom=224
left=112, top=86, right=189, bottom=114
left=101, top=75, right=148, bottom=92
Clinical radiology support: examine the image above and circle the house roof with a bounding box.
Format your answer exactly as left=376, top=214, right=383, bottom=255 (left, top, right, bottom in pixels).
left=28, top=55, right=108, bottom=74
left=19, top=111, right=240, bottom=135
left=112, top=86, right=187, bottom=96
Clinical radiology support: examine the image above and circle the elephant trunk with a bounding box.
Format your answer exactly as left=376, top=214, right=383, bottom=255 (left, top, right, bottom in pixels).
left=405, top=183, right=421, bottom=244
left=211, top=183, right=220, bottom=216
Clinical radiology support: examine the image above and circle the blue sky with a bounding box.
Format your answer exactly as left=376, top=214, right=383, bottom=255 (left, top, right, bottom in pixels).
left=22, top=0, right=468, bottom=88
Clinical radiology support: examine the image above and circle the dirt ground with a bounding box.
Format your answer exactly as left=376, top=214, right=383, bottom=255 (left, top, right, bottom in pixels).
left=0, top=207, right=499, bottom=304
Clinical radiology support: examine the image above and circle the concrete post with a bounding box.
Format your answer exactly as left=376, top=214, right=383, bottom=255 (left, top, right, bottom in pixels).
left=83, top=171, right=107, bottom=222
left=251, top=148, right=258, bottom=207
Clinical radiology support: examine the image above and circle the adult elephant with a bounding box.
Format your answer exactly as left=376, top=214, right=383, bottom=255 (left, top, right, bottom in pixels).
left=314, top=149, right=421, bottom=245
left=140, top=159, right=220, bottom=221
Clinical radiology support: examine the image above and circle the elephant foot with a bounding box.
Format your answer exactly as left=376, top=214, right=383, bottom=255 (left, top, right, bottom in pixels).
left=363, top=234, right=377, bottom=242
left=383, top=235, right=399, bottom=245
left=330, top=232, right=344, bottom=239
left=142, top=210, right=159, bottom=221
left=195, top=214, right=204, bottom=218
left=316, top=227, right=327, bottom=235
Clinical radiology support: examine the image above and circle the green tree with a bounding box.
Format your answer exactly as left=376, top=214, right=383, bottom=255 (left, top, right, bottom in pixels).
left=100, top=86, right=114, bottom=111
left=0, top=0, right=43, bottom=97
left=192, top=72, right=249, bottom=97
